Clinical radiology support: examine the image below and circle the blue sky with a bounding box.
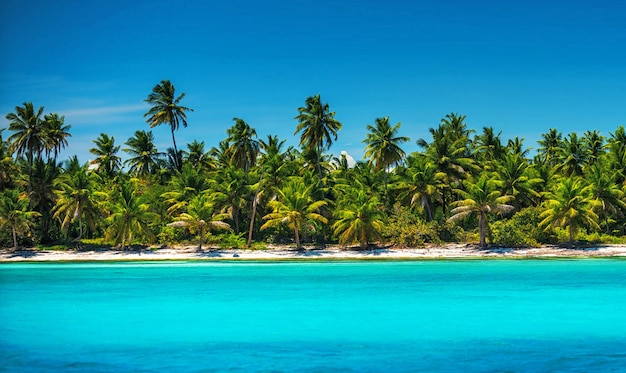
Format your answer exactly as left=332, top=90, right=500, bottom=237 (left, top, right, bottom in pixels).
left=1, top=0, right=624, bottom=164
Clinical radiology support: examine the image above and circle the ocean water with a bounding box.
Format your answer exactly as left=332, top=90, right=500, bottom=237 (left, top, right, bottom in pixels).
left=1, top=259, right=626, bottom=372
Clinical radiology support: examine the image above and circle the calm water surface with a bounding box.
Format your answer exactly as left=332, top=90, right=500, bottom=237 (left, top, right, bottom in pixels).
left=1, top=259, right=626, bottom=372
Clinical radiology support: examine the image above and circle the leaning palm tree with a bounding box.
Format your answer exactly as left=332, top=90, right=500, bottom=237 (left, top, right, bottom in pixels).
left=105, top=181, right=159, bottom=248
left=539, top=176, right=600, bottom=246
left=168, top=194, right=231, bottom=250
left=294, top=94, right=342, bottom=182
left=260, top=177, right=328, bottom=249
left=333, top=187, right=385, bottom=249
left=448, top=173, right=515, bottom=248
left=0, top=189, right=41, bottom=250
left=123, top=130, right=164, bottom=178
left=89, top=133, right=121, bottom=178
left=144, top=80, right=193, bottom=171
left=363, top=116, right=409, bottom=203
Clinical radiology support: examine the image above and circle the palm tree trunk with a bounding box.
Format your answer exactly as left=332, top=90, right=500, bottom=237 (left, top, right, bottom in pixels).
left=171, top=127, right=180, bottom=171
left=294, top=226, right=301, bottom=249
left=569, top=224, right=574, bottom=248
left=199, top=225, right=204, bottom=251
left=479, top=212, right=486, bottom=248
left=12, top=226, right=18, bottom=251
left=247, top=171, right=264, bottom=248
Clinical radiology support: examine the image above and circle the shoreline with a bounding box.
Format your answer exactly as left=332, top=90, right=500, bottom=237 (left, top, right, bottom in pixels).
left=2, top=244, right=626, bottom=262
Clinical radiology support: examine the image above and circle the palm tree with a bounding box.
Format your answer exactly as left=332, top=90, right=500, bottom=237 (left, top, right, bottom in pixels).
left=5, top=102, right=46, bottom=191
left=210, top=165, right=249, bottom=233
left=585, top=161, right=626, bottom=233
left=183, top=140, right=215, bottom=172
left=144, top=80, right=193, bottom=171
left=0, top=189, right=41, bottom=250
left=168, top=194, right=231, bottom=250
left=539, top=177, right=600, bottom=246
left=89, top=133, right=121, bottom=178
left=448, top=173, right=515, bottom=247
left=42, top=113, right=71, bottom=162
left=473, top=126, right=504, bottom=165
left=557, top=132, right=588, bottom=177
left=417, top=123, right=476, bottom=214
left=105, top=180, right=159, bottom=248
left=294, top=94, right=342, bottom=182
left=395, top=153, right=442, bottom=221
left=363, top=116, right=409, bottom=202
left=260, top=177, right=328, bottom=249
left=225, top=118, right=260, bottom=174
left=496, top=152, right=542, bottom=209
left=582, top=130, right=605, bottom=166
left=537, top=128, right=563, bottom=166
left=29, top=158, right=61, bottom=243
left=0, top=129, right=17, bottom=191
left=52, top=158, right=103, bottom=242
left=123, top=130, right=164, bottom=178
left=333, top=187, right=385, bottom=249
left=161, top=162, right=210, bottom=216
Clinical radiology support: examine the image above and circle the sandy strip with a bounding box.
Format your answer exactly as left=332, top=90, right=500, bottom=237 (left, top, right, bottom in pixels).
left=1, top=244, right=626, bottom=262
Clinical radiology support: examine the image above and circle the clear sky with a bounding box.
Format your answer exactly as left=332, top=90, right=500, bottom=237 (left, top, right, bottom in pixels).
left=1, top=0, right=624, bottom=164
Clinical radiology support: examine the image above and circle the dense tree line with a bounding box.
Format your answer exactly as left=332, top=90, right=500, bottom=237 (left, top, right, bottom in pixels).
left=2, top=80, right=625, bottom=250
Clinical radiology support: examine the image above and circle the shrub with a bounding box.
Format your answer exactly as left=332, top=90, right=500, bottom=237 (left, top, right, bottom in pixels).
left=491, top=206, right=549, bottom=247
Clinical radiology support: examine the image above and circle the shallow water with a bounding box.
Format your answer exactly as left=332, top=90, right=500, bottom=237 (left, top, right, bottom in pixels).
left=1, top=260, right=626, bottom=372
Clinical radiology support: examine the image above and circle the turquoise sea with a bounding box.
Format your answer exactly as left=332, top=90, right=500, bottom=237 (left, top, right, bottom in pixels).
left=1, top=259, right=626, bottom=372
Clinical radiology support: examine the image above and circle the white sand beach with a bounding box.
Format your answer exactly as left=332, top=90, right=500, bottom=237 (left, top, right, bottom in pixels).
left=2, top=244, right=626, bottom=262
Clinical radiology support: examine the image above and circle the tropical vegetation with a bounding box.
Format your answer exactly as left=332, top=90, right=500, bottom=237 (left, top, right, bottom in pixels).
left=1, top=85, right=625, bottom=250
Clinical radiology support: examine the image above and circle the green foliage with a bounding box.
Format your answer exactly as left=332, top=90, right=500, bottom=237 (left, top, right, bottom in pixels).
left=383, top=205, right=439, bottom=247
left=491, top=207, right=548, bottom=247
left=214, top=233, right=247, bottom=250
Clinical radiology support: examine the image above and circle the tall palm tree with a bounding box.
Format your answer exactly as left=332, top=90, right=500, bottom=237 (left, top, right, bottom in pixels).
left=123, top=130, right=164, bottom=178
left=0, top=189, right=41, bottom=250
left=333, top=187, right=385, bottom=249
left=294, top=94, right=342, bottom=182
left=363, top=116, right=409, bottom=202
left=539, top=177, right=600, bottom=246
left=6, top=102, right=46, bottom=191
left=226, top=117, right=259, bottom=174
left=42, top=113, right=71, bottom=162
left=105, top=180, right=159, bottom=248
left=144, top=80, right=193, bottom=171
left=52, top=158, right=103, bottom=242
left=168, top=194, right=231, bottom=250
left=89, top=133, right=121, bottom=178
left=260, top=177, right=328, bottom=249
left=448, top=173, right=515, bottom=247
